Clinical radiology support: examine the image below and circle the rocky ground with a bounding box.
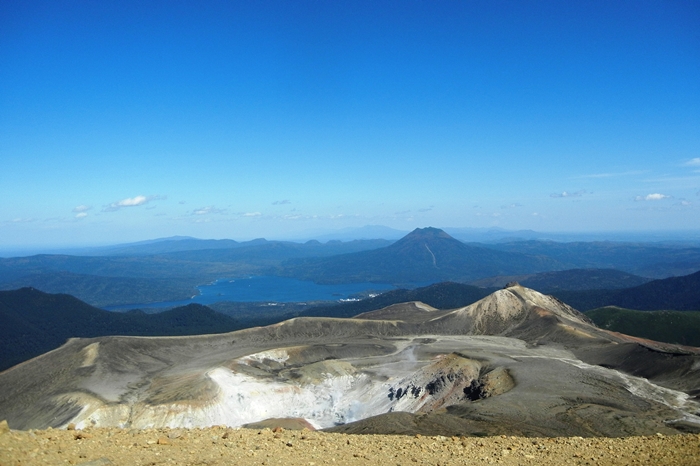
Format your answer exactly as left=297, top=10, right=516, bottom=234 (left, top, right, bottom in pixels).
left=1, top=422, right=700, bottom=466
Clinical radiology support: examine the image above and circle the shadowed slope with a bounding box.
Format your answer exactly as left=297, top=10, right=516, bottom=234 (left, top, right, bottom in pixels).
left=0, top=288, right=240, bottom=371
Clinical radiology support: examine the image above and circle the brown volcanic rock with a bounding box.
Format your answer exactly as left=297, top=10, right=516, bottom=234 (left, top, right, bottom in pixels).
left=479, top=366, right=515, bottom=398
left=243, top=417, right=316, bottom=431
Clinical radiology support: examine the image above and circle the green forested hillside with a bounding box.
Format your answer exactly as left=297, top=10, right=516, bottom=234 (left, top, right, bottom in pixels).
left=0, top=271, right=198, bottom=307
left=586, top=306, right=700, bottom=347
left=470, top=268, right=651, bottom=291
left=299, top=282, right=494, bottom=319
left=553, top=270, right=700, bottom=311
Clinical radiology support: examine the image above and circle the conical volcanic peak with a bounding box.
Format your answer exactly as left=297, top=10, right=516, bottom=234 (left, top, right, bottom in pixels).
left=383, top=227, right=471, bottom=270
left=388, top=227, right=464, bottom=251
left=468, top=285, right=590, bottom=322
left=280, top=227, right=565, bottom=283
left=428, top=285, right=596, bottom=337
left=494, top=285, right=593, bottom=325
left=399, top=227, right=455, bottom=241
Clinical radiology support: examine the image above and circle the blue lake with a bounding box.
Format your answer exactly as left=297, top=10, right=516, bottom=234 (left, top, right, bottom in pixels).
left=105, top=276, right=396, bottom=310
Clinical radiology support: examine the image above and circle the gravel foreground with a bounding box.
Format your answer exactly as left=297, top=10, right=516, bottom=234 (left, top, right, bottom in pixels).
left=2, top=424, right=700, bottom=466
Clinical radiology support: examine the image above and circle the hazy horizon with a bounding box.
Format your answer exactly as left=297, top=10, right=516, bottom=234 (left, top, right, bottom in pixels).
left=2, top=1, right=699, bottom=249
left=3, top=224, right=700, bottom=258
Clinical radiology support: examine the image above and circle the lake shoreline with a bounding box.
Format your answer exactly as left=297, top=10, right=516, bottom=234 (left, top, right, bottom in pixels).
left=104, top=275, right=397, bottom=311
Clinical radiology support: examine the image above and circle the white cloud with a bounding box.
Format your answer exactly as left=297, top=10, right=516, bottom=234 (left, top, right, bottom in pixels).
left=104, top=195, right=165, bottom=212
left=72, top=205, right=92, bottom=213
left=634, top=193, right=672, bottom=201
left=577, top=170, right=647, bottom=179
left=550, top=190, right=586, bottom=198
left=683, top=158, right=700, bottom=167
left=243, top=212, right=262, bottom=217
left=75, top=212, right=88, bottom=219
left=192, top=206, right=225, bottom=215
left=119, top=195, right=148, bottom=206
left=272, top=199, right=291, bottom=205
left=501, top=203, right=522, bottom=209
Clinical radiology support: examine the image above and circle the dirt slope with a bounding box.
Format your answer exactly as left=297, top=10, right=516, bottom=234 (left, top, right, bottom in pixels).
left=1, top=425, right=699, bottom=466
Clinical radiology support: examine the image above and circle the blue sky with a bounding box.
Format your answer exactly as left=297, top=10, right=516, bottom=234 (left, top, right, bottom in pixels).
left=1, top=0, right=699, bottom=248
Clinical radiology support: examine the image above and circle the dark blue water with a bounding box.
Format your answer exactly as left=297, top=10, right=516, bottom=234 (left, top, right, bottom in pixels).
left=105, top=276, right=396, bottom=310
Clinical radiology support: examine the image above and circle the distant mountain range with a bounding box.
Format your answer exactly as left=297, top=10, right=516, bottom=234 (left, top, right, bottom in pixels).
left=470, top=268, right=652, bottom=291
left=279, top=228, right=700, bottom=285
left=481, top=240, right=700, bottom=278
left=553, top=270, right=700, bottom=311
left=0, top=238, right=393, bottom=306
left=1, top=227, right=698, bottom=307
left=5, top=226, right=699, bottom=257
left=280, top=227, right=566, bottom=284
left=63, top=236, right=394, bottom=258
left=444, top=227, right=700, bottom=244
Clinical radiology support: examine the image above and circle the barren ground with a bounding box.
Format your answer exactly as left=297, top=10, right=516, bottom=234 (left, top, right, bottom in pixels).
left=1, top=425, right=699, bottom=466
